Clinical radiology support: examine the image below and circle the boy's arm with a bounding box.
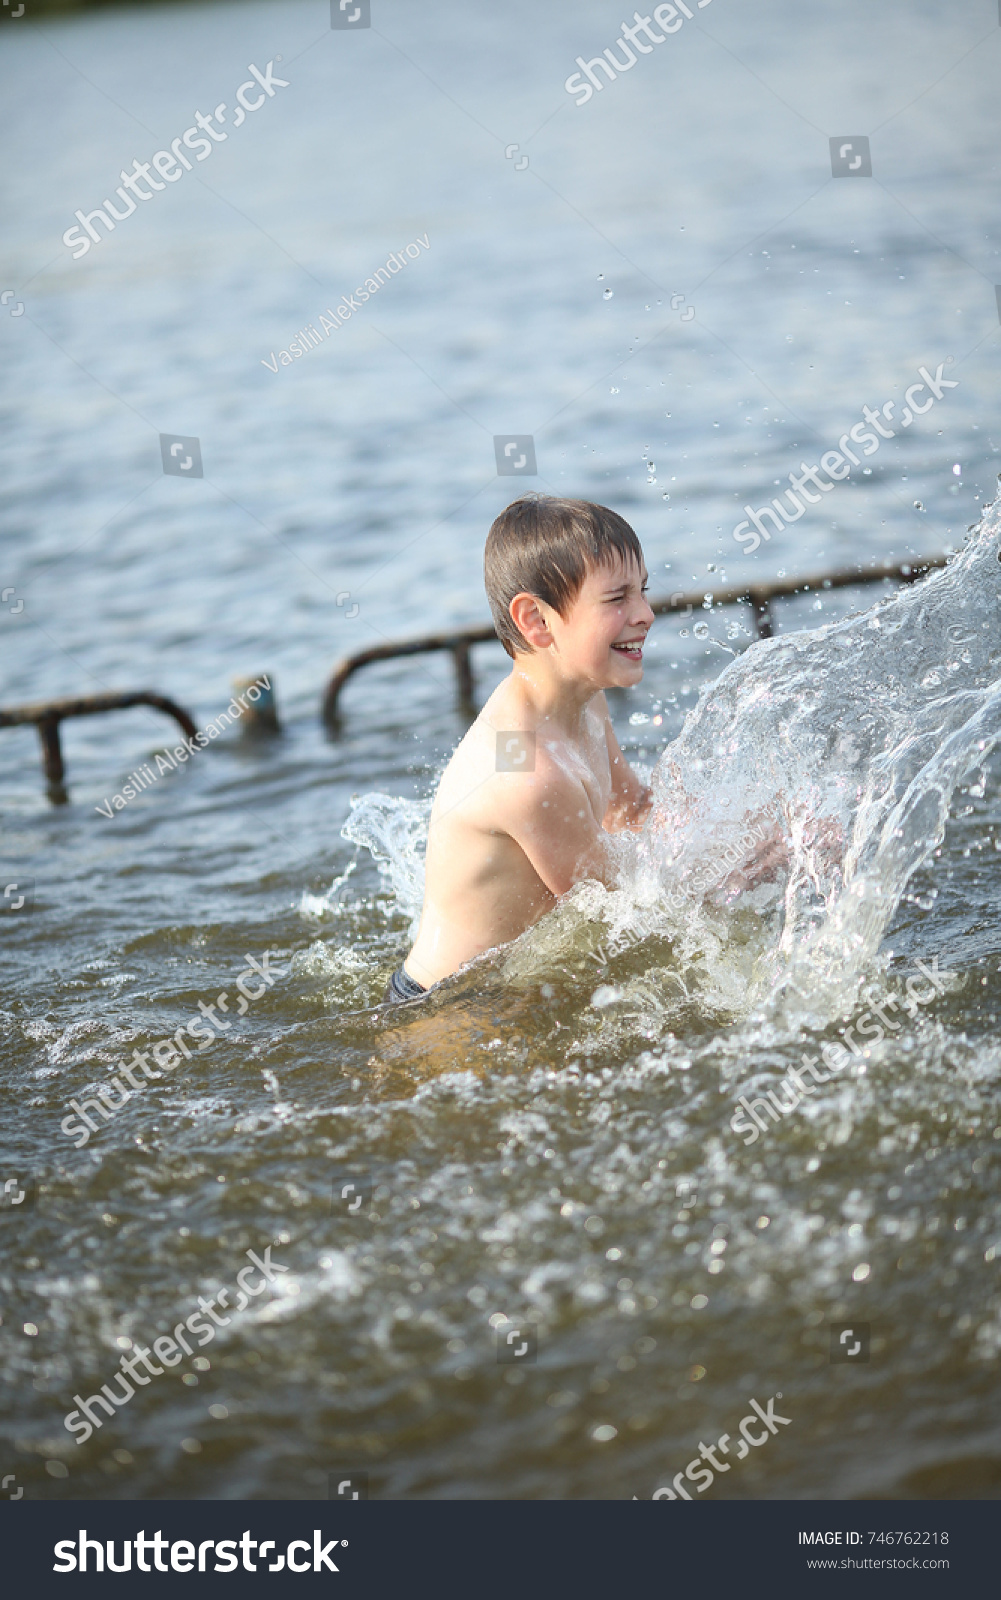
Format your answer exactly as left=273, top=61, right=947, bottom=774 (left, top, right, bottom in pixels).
left=499, top=767, right=619, bottom=896
left=596, top=694, right=653, bottom=832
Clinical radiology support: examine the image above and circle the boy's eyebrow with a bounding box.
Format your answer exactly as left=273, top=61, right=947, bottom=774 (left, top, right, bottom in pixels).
left=601, top=569, right=649, bottom=594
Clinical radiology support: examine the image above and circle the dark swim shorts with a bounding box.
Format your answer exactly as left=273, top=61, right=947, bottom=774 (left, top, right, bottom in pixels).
left=384, top=964, right=428, bottom=1005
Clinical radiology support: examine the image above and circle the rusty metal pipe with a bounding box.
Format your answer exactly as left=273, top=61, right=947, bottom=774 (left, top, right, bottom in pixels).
left=0, top=690, right=197, bottom=738
left=36, top=717, right=65, bottom=788
left=0, top=690, right=199, bottom=804
left=321, top=555, right=948, bottom=727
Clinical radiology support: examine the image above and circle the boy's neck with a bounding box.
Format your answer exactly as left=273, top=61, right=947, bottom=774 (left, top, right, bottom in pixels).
left=507, top=654, right=597, bottom=731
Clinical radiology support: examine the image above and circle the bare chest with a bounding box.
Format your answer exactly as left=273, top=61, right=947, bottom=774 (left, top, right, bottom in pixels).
left=550, top=725, right=610, bottom=822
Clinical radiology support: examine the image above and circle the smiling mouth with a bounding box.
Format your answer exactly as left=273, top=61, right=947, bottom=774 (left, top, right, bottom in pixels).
left=612, top=639, right=645, bottom=657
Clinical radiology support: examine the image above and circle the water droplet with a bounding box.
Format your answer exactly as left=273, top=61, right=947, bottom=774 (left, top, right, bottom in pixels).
left=693, top=621, right=709, bottom=639
left=679, top=628, right=689, bottom=638
left=952, top=463, right=962, bottom=475
left=706, top=562, right=716, bottom=572
left=597, top=273, right=604, bottom=280
left=913, top=500, right=924, bottom=511
left=603, top=287, right=614, bottom=299
left=610, top=387, right=619, bottom=395
left=662, top=492, right=669, bottom=499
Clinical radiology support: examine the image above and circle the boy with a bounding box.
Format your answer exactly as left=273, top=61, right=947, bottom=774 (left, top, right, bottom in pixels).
left=387, top=496, right=656, bottom=1002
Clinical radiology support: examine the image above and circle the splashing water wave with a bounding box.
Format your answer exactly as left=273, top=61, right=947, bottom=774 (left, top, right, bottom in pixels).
left=341, top=792, right=430, bottom=934
left=633, top=490, right=1001, bottom=1019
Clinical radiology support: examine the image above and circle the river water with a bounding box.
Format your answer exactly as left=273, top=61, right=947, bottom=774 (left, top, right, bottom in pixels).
left=1, top=0, right=1000, bottom=1501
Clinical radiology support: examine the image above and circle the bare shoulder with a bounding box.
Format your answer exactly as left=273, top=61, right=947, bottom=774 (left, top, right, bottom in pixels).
left=431, top=702, right=583, bottom=833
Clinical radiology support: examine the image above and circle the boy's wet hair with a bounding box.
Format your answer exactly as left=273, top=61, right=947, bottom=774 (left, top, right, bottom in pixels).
left=484, top=495, right=644, bottom=657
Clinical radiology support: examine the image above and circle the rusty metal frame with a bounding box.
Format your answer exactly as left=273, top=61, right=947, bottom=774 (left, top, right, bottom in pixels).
left=0, top=691, right=198, bottom=803
left=321, top=554, right=948, bottom=727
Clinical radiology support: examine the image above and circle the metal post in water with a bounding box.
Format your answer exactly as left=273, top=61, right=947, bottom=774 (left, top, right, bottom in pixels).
left=37, top=716, right=68, bottom=805
left=232, top=675, right=280, bottom=735
left=0, top=690, right=198, bottom=804
left=750, top=592, right=774, bottom=639
left=452, top=643, right=475, bottom=709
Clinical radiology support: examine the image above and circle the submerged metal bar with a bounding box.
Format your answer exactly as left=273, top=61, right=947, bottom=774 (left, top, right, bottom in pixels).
left=452, top=641, right=475, bottom=709
left=749, top=590, right=774, bottom=641
left=322, top=626, right=497, bottom=727
left=0, top=690, right=198, bottom=804
left=321, top=555, right=948, bottom=727
left=37, top=716, right=65, bottom=788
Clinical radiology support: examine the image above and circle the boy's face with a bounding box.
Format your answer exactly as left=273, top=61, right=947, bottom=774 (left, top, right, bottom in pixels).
left=547, top=553, right=654, bottom=690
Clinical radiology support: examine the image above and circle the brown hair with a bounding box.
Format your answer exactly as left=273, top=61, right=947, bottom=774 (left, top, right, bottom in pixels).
left=484, top=496, right=643, bottom=657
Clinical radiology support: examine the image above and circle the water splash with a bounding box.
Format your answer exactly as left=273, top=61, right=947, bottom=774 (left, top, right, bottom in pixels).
left=637, top=489, right=1001, bottom=1017
left=299, top=857, right=357, bottom=919
left=341, top=792, right=430, bottom=933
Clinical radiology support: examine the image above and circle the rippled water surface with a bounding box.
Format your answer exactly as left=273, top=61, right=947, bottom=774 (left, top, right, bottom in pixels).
left=2, top=0, right=1000, bottom=1500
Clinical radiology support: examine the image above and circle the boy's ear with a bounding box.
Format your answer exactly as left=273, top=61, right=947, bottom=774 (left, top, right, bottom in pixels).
left=509, top=592, right=553, bottom=650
